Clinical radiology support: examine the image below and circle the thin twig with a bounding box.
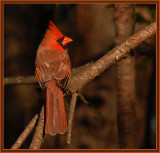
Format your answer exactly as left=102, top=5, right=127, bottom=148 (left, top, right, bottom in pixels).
left=4, top=62, right=93, bottom=85
left=67, top=93, right=78, bottom=144
left=29, top=106, right=44, bottom=149
left=4, top=76, right=37, bottom=85
left=78, top=93, right=89, bottom=104
left=11, top=114, right=38, bottom=149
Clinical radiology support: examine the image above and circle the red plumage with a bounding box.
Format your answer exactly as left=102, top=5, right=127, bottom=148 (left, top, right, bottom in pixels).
left=35, top=21, right=72, bottom=135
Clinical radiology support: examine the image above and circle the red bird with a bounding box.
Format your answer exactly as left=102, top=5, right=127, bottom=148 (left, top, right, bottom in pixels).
left=35, top=21, right=72, bottom=136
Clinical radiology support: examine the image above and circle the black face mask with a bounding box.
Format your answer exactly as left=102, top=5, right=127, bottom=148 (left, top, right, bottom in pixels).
left=57, top=36, right=65, bottom=46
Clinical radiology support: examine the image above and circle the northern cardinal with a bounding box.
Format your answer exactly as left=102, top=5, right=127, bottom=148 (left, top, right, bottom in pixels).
left=35, top=21, right=72, bottom=136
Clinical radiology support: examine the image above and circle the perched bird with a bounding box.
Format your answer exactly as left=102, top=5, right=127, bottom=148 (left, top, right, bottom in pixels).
left=35, top=21, right=72, bottom=136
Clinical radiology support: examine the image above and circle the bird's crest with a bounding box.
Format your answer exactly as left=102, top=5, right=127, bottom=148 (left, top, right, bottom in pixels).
left=47, top=20, right=64, bottom=40
left=41, top=21, right=71, bottom=51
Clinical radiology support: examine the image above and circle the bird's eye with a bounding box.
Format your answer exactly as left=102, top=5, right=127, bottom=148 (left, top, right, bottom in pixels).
left=57, top=36, right=64, bottom=45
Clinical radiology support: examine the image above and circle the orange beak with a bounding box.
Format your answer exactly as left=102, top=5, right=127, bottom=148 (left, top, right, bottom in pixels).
left=62, top=36, right=73, bottom=46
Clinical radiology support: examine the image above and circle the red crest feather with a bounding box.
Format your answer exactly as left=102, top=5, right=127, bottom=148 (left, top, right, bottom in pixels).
left=48, top=20, right=64, bottom=40
left=41, top=21, right=64, bottom=51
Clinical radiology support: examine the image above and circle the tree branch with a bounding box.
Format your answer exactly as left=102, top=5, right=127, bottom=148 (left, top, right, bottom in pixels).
left=67, top=92, right=78, bottom=144
left=78, top=93, right=89, bottom=105
left=4, top=22, right=156, bottom=95
left=4, top=62, right=93, bottom=85
left=29, top=106, right=44, bottom=149
left=4, top=76, right=37, bottom=85
left=11, top=114, right=38, bottom=149
left=66, top=21, right=156, bottom=93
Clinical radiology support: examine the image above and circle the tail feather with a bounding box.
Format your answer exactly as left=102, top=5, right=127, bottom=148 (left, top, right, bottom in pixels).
left=45, top=87, right=56, bottom=135
left=54, top=89, right=67, bottom=134
left=45, top=80, right=67, bottom=136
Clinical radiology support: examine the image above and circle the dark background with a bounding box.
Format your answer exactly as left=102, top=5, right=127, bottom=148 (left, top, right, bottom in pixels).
left=4, top=4, right=156, bottom=149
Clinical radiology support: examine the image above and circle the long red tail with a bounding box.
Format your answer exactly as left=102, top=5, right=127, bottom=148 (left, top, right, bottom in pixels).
left=45, top=80, right=67, bottom=136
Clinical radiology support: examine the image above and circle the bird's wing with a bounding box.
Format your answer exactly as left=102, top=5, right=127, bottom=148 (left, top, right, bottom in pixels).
left=49, top=50, right=71, bottom=88
left=35, top=49, right=71, bottom=89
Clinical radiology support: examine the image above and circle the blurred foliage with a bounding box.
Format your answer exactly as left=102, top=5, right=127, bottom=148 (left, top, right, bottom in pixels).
left=136, top=12, right=149, bottom=23
left=148, top=4, right=156, bottom=19
left=136, top=4, right=156, bottom=23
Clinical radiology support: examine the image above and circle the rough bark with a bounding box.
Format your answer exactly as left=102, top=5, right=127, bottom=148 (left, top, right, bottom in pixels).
left=66, top=22, right=156, bottom=93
